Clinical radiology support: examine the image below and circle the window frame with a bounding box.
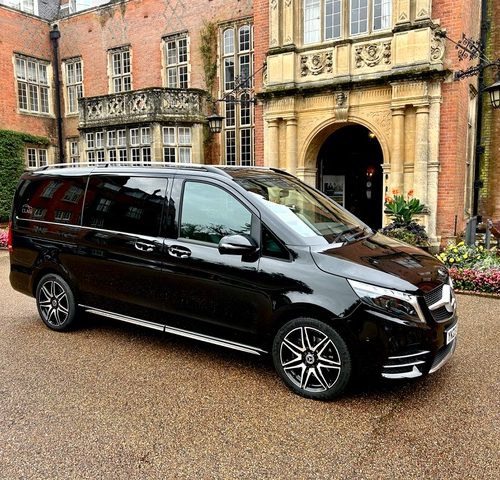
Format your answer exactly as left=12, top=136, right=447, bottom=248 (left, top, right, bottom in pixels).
left=109, top=46, right=132, bottom=94
left=303, top=0, right=392, bottom=44
left=163, top=33, right=190, bottom=89
left=64, top=57, right=83, bottom=115
left=15, top=54, right=50, bottom=115
left=220, top=23, right=255, bottom=167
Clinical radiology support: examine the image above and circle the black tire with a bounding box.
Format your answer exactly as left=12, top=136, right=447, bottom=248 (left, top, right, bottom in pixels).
left=35, top=274, right=78, bottom=331
left=272, top=317, right=351, bottom=400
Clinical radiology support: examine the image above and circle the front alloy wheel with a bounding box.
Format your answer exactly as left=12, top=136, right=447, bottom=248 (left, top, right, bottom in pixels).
left=36, top=274, right=77, bottom=331
left=272, top=318, right=351, bottom=400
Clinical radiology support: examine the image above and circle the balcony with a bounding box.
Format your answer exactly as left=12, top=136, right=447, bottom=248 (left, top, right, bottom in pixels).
left=79, top=88, right=208, bottom=129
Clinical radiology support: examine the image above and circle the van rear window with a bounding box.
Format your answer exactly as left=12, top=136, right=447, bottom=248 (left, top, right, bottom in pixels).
left=82, top=175, right=167, bottom=237
left=14, top=176, right=87, bottom=225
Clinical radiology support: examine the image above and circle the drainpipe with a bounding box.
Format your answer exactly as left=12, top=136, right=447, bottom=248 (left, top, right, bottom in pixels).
left=50, top=24, right=65, bottom=163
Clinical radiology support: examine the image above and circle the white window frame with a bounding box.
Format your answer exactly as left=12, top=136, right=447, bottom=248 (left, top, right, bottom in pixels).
left=162, top=126, right=192, bottom=163
left=85, top=127, right=152, bottom=166
left=303, top=0, right=392, bottom=44
left=221, top=24, right=254, bottom=166
left=163, top=33, right=189, bottom=88
left=64, top=58, right=83, bottom=114
left=15, top=55, right=50, bottom=114
left=109, top=47, right=131, bottom=93
left=26, top=147, right=48, bottom=169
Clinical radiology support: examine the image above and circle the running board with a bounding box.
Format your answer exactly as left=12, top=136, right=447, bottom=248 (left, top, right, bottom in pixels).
left=81, top=305, right=266, bottom=356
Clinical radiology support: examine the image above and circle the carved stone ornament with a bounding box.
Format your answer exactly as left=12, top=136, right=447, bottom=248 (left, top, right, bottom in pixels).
left=334, top=91, right=349, bottom=121
left=270, top=0, right=278, bottom=10
left=300, top=52, right=333, bottom=77
left=285, top=0, right=292, bottom=6
left=355, top=42, right=391, bottom=68
left=431, top=32, right=445, bottom=62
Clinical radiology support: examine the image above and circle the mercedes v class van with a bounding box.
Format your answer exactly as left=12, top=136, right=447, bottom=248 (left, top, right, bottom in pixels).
left=9, top=164, right=458, bottom=400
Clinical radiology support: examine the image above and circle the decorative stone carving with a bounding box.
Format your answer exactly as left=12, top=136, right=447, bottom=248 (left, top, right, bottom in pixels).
left=80, top=88, right=204, bottom=128
left=355, top=42, right=391, bottom=68
left=431, top=32, right=445, bottom=62
left=270, top=0, right=278, bottom=9
left=334, top=91, right=349, bottom=121
left=300, top=52, right=333, bottom=77
left=367, top=110, right=391, bottom=136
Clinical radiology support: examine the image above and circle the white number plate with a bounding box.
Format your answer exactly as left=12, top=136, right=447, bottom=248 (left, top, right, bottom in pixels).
left=446, top=323, right=458, bottom=345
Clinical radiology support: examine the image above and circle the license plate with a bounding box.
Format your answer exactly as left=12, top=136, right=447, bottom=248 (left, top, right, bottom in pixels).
left=446, top=323, right=458, bottom=345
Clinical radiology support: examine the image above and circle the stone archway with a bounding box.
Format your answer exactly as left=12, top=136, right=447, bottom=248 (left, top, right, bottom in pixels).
left=316, top=124, right=384, bottom=229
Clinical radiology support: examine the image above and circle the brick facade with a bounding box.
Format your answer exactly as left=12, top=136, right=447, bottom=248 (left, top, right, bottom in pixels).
left=0, top=0, right=498, bottom=242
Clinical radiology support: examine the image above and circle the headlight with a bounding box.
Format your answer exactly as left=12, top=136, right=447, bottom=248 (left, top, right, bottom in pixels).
left=348, top=279, right=426, bottom=323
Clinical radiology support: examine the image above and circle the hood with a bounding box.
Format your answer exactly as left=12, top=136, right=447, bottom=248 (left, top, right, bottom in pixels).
left=310, top=233, right=448, bottom=294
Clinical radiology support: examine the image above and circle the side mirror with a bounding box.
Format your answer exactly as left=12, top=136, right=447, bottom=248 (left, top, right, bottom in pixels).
left=218, top=234, right=258, bottom=256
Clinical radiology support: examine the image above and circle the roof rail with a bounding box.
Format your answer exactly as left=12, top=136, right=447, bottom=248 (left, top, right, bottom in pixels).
left=36, top=161, right=234, bottom=177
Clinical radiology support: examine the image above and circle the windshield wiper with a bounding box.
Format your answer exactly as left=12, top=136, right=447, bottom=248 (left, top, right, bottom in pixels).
left=332, top=226, right=371, bottom=244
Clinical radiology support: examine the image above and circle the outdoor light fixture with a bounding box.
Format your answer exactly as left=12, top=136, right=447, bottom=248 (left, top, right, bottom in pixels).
left=484, top=78, right=500, bottom=109
left=206, top=111, right=224, bottom=134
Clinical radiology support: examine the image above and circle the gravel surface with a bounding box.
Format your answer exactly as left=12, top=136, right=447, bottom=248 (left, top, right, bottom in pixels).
left=0, top=251, right=498, bottom=479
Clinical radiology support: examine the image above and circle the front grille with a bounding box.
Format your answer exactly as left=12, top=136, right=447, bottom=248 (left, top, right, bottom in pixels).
left=424, top=283, right=456, bottom=323
left=424, top=285, right=443, bottom=307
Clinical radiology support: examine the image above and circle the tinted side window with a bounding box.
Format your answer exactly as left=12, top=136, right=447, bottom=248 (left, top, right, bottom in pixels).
left=15, top=176, right=87, bottom=225
left=83, top=175, right=167, bottom=236
left=180, top=181, right=251, bottom=244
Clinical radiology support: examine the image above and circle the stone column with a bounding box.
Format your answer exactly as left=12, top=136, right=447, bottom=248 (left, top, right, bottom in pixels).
left=285, top=117, right=298, bottom=174
left=391, top=106, right=405, bottom=195
left=427, top=83, right=443, bottom=246
left=267, top=118, right=280, bottom=168
left=414, top=104, right=430, bottom=204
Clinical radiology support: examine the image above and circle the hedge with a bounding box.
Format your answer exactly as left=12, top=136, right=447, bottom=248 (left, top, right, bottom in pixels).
left=0, top=130, right=49, bottom=222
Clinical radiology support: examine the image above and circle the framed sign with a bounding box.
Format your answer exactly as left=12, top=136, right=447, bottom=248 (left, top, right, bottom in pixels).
left=323, top=175, right=345, bottom=206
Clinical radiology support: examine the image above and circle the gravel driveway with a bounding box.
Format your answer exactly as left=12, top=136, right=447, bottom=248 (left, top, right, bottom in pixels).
left=0, top=251, right=498, bottom=479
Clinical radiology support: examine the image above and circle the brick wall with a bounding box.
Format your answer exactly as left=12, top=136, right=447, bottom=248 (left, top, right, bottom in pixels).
left=59, top=0, right=254, bottom=139
left=253, top=0, right=268, bottom=167
left=0, top=7, right=55, bottom=142
left=433, top=0, right=483, bottom=240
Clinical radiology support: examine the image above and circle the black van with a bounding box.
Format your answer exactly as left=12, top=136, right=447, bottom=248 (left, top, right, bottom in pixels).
left=8, top=164, right=457, bottom=400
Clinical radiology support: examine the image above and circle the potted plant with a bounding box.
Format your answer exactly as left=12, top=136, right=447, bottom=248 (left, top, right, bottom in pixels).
left=380, top=190, right=429, bottom=248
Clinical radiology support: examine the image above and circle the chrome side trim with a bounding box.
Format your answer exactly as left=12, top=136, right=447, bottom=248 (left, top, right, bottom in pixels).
left=382, top=366, right=423, bottom=379
left=429, top=339, right=457, bottom=374
left=82, top=307, right=165, bottom=332
left=81, top=305, right=267, bottom=356
left=387, top=350, right=430, bottom=360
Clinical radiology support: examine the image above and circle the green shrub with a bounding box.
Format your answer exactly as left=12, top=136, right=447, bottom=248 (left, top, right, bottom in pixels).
left=0, top=130, right=49, bottom=222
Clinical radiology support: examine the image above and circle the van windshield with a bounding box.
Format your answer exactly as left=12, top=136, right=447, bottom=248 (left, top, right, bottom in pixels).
left=235, top=173, right=371, bottom=244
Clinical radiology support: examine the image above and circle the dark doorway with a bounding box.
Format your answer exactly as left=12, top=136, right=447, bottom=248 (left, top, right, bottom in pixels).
left=317, top=124, right=384, bottom=229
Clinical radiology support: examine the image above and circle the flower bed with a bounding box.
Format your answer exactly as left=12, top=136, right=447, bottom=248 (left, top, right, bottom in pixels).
left=0, top=228, right=7, bottom=249
left=437, top=242, right=500, bottom=294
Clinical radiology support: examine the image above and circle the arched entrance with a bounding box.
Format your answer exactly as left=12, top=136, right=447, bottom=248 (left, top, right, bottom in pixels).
left=317, top=124, right=384, bottom=229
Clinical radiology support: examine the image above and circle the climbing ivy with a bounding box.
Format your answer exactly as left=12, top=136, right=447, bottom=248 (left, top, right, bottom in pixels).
left=0, top=130, right=49, bottom=222
left=199, top=20, right=219, bottom=161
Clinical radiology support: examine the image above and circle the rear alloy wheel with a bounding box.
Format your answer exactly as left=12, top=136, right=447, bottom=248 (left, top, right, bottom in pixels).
left=272, top=317, right=351, bottom=400
left=36, top=274, right=77, bottom=331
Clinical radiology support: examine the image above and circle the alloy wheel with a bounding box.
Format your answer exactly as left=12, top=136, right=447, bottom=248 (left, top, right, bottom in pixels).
left=37, top=278, right=71, bottom=327
left=279, top=326, right=342, bottom=393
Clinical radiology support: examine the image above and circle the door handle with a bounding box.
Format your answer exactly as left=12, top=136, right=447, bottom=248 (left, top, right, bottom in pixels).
left=135, top=241, right=156, bottom=252
left=168, top=245, right=191, bottom=258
